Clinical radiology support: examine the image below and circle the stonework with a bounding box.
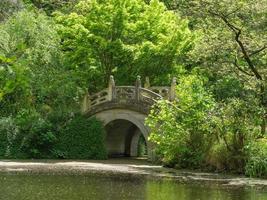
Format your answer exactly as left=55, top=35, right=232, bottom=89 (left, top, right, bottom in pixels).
left=83, top=76, right=176, bottom=160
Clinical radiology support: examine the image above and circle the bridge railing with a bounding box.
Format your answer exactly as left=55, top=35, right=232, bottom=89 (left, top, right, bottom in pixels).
left=115, top=86, right=136, bottom=102
left=149, top=86, right=170, bottom=99
left=82, top=76, right=177, bottom=114
left=89, top=89, right=109, bottom=107
left=139, top=88, right=162, bottom=104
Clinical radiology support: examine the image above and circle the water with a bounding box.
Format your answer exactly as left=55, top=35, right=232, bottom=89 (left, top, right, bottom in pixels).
left=0, top=172, right=266, bottom=200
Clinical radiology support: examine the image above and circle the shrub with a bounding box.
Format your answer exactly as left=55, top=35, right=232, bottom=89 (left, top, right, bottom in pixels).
left=245, top=138, right=267, bottom=178
left=209, top=98, right=262, bottom=173
left=15, top=109, right=57, bottom=158
left=205, top=141, right=245, bottom=172
left=20, top=118, right=56, bottom=158
left=0, top=117, right=18, bottom=157
left=146, top=75, right=216, bottom=168
left=56, top=115, right=107, bottom=159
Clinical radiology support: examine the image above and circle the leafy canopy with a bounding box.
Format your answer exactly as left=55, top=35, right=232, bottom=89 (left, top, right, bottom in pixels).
left=55, top=0, right=195, bottom=90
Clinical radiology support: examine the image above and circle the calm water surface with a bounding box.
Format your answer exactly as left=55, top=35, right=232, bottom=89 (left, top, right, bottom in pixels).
left=0, top=172, right=266, bottom=200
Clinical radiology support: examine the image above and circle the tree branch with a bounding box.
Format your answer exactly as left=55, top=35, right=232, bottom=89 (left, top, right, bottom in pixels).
left=210, top=11, right=263, bottom=81
left=249, top=46, right=267, bottom=57
left=233, top=57, right=254, bottom=76
left=234, top=29, right=263, bottom=80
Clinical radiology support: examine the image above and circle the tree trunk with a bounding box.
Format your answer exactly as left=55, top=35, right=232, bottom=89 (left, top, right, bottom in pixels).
left=260, top=84, right=266, bottom=136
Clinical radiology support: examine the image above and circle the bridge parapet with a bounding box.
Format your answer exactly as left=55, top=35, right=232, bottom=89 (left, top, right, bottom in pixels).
left=82, top=76, right=177, bottom=115
left=89, top=89, right=109, bottom=107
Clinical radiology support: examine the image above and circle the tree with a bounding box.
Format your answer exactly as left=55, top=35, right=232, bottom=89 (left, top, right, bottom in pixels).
left=199, top=0, right=267, bottom=135
left=0, top=9, right=90, bottom=159
left=55, top=0, right=195, bottom=91
left=0, top=10, right=83, bottom=115
left=161, top=0, right=267, bottom=135
left=0, top=0, right=22, bottom=21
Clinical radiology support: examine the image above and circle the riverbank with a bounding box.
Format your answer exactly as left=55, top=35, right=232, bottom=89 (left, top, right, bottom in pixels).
left=0, top=158, right=266, bottom=189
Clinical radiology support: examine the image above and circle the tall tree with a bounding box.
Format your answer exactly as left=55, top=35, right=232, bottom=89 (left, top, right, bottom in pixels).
left=55, top=0, right=195, bottom=91
left=0, top=0, right=22, bottom=21
left=0, top=10, right=81, bottom=116
left=161, top=0, right=267, bottom=134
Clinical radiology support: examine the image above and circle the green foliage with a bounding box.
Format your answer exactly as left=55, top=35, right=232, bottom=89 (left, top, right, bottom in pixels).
left=209, top=98, right=262, bottom=172
left=0, top=9, right=84, bottom=117
left=146, top=74, right=216, bottom=168
left=56, top=115, right=107, bottom=159
left=0, top=0, right=22, bottom=21
left=162, top=0, right=267, bottom=135
left=0, top=57, right=31, bottom=115
left=147, top=75, right=263, bottom=173
left=0, top=117, right=19, bottom=157
left=0, top=8, right=96, bottom=160
left=55, top=0, right=195, bottom=90
left=0, top=10, right=61, bottom=68
left=206, top=142, right=231, bottom=171
left=0, top=0, right=266, bottom=178
left=23, top=0, right=79, bottom=15
left=0, top=110, right=107, bottom=160
left=245, top=138, right=267, bottom=178
left=0, top=10, right=63, bottom=116
left=137, top=135, right=147, bottom=157
left=161, top=0, right=267, bottom=73
left=14, top=109, right=57, bottom=158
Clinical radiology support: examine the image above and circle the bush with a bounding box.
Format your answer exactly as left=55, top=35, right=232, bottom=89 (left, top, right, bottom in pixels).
left=14, top=109, right=57, bottom=158
left=209, top=98, right=262, bottom=173
left=0, top=111, right=108, bottom=159
left=146, top=75, right=216, bottom=168
left=56, top=115, right=107, bottom=159
left=20, top=118, right=56, bottom=158
left=245, top=138, right=267, bottom=178
left=205, top=141, right=245, bottom=172
left=0, top=117, right=18, bottom=157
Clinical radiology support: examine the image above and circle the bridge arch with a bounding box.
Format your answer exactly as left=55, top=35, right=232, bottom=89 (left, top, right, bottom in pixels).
left=94, top=109, right=150, bottom=158
left=83, top=76, right=177, bottom=160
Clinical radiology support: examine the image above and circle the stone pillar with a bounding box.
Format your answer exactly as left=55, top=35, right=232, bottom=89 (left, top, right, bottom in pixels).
left=135, top=75, right=141, bottom=101
left=144, top=77, right=150, bottom=89
left=108, top=75, right=115, bottom=101
left=169, top=77, right=177, bottom=101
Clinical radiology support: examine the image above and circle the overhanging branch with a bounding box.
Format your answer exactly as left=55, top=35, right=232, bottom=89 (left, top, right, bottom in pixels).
left=233, top=57, right=254, bottom=76
left=209, top=11, right=263, bottom=81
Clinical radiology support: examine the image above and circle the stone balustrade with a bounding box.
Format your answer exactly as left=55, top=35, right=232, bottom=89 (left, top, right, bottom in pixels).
left=82, top=76, right=177, bottom=116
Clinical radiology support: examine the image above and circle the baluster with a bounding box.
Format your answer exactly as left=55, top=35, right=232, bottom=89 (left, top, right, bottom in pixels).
left=108, top=75, right=116, bottom=101
left=169, top=77, right=177, bottom=101
left=144, top=77, right=150, bottom=89
left=81, top=93, right=91, bottom=113
left=135, top=75, right=141, bottom=101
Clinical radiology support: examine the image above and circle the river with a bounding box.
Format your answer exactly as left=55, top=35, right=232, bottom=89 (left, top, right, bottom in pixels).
left=0, top=159, right=266, bottom=200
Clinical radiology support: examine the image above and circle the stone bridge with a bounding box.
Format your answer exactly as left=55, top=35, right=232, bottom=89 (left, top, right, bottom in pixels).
left=82, top=76, right=176, bottom=160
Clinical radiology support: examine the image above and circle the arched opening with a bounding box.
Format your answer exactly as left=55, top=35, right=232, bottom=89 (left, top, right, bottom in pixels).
left=105, top=119, right=147, bottom=158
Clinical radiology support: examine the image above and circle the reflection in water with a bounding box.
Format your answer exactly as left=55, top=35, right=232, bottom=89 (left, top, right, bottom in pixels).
left=145, top=179, right=265, bottom=200
left=0, top=173, right=266, bottom=200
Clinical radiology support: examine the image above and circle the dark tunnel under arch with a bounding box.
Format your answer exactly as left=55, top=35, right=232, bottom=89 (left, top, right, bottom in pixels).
left=105, top=119, right=147, bottom=157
